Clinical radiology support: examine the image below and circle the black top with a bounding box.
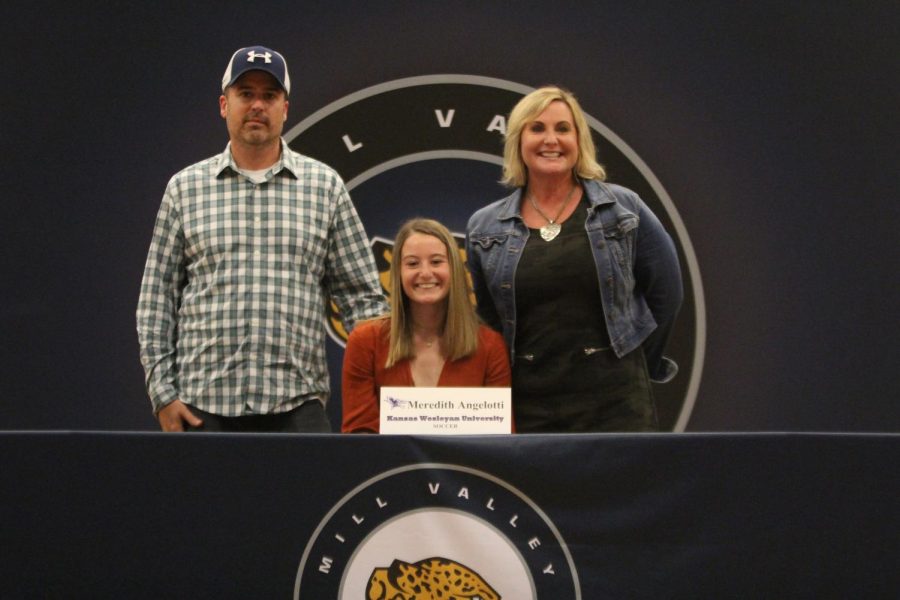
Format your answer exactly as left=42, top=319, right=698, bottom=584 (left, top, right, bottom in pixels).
left=512, top=196, right=656, bottom=432
left=513, top=198, right=610, bottom=392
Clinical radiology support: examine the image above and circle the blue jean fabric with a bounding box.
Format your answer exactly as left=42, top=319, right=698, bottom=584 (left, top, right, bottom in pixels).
left=465, top=180, right=683, bottom=382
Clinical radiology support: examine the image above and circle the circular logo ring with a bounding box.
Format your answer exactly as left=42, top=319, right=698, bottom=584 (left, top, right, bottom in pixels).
left=294, top=462, right=582, bottom=599
left=285, top=74, right=705, bottom=432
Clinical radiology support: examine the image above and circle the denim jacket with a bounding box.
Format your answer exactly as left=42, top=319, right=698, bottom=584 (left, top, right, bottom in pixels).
left=465, top=179, right=683, bottom=382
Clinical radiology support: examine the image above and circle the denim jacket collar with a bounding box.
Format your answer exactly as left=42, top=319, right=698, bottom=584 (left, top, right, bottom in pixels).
left=496, top=179, right=617, bottom=222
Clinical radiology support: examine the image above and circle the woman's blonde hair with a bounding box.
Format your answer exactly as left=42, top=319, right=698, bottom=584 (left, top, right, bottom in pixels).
left=385, top=218, right=480, bottom=368
left=502, top=86, right=606, bottom=187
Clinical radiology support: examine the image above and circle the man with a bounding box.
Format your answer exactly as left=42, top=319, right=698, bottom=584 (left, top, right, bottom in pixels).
left=137, top=46, right=387, bottom=432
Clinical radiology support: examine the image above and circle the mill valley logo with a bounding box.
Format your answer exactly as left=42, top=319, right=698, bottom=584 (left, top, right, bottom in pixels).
left=284, top=75, right=704, bottom=431
left=292, top=464, right=581, bottom=599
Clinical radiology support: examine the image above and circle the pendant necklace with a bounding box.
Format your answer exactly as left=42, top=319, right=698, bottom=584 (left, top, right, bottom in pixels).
left=414, top=327, right=440, bottom=348
left=528, top=183, right=578, bottom=242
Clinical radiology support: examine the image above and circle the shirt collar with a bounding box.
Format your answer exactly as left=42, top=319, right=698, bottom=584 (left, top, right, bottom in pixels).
left=214, top=138, right=299, bottom=179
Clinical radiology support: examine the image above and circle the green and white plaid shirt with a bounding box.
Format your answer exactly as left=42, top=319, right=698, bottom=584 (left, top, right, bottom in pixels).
left=137, top=140, right=386, bottom=416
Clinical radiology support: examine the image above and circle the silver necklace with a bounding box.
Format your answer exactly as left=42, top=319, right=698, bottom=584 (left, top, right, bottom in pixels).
left=414, top=327, right=441, bottom=348
left=528, top=184, right=578, bottom=242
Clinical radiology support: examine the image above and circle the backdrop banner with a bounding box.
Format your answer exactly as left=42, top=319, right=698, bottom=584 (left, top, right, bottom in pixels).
left=1, top=432, right=896, bottom=598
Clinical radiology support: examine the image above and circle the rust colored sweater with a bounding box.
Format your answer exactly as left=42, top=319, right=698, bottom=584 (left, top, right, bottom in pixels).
left=341, top=319, right=511, bottom=433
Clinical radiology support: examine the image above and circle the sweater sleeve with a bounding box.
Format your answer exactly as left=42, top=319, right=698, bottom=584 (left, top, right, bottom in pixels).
left=341, top=320, right=382, bottom=433
left=480, top=326, right=512, bottom=387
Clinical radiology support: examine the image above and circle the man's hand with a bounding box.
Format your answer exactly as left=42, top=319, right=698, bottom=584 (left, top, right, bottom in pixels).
left=157, top=399, right=203, bottom=432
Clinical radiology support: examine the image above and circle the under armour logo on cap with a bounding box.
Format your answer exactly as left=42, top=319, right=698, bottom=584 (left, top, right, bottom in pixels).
left=246, top=50, right=272, bottom=63
left=222, top=45, right=290, bottom=94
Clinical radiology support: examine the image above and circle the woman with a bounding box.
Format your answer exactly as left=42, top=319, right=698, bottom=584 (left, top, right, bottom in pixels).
left=465, top=86, right=683, bottom=433
left=342, top=218, right=511, bottom=433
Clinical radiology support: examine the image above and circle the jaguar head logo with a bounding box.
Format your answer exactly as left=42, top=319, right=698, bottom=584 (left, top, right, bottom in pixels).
left=366, top=557, right=500, bottom=600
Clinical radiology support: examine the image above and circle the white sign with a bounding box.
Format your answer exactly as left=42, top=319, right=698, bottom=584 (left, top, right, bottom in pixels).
left=379, top=387, right=512, bottom=435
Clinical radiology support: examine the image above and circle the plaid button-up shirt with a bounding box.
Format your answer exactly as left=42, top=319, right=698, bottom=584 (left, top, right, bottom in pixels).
left=136, top=140, right=387, bottom=416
